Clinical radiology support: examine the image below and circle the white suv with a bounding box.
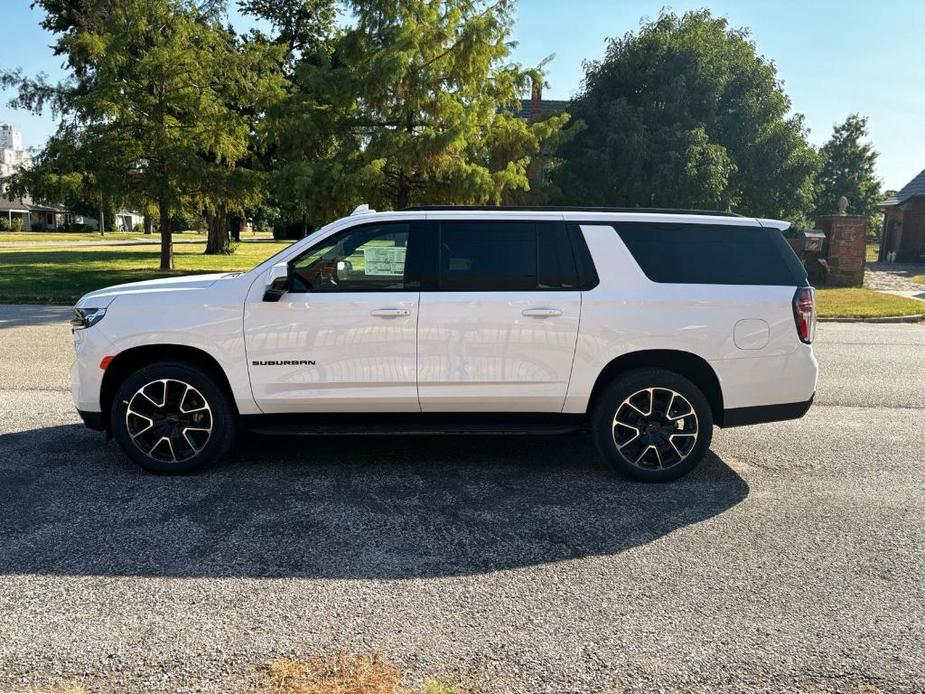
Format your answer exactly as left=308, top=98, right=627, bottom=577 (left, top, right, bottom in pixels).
left=71, top=206, right=818, bottom=481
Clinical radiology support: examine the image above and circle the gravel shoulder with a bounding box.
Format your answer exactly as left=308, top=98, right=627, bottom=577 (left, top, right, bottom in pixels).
left=0, top=311, right=923, bottom=693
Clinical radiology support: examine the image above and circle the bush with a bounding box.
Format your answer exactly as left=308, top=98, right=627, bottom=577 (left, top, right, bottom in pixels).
left=0, top=217, right=9, bottom=231
left=133, top=222, right=144, bottom=232
left=11, top=218, right=23, bottom=232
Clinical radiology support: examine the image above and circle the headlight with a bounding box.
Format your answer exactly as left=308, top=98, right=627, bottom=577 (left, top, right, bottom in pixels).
left=70, top=307, right=107, bottom=330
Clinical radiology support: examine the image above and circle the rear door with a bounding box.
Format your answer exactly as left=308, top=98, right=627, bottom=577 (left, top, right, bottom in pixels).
left=416, top=220, right=582, bottom=412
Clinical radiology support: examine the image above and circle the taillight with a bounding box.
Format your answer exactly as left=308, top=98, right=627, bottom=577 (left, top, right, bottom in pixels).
left=793, top=287, right=816, bottom=344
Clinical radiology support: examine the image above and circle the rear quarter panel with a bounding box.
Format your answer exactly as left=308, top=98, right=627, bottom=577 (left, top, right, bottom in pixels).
left=564, top=224, right=817, bottom=413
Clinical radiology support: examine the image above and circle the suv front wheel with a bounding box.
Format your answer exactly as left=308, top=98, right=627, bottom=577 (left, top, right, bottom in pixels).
left=111, top=361, right=236, bottom=474
left=592, top=368, right=713, bottom=482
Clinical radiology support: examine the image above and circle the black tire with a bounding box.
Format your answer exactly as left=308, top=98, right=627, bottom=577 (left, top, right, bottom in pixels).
left=591, top=368, right=713, bottom=482
left=111, top=361, right=236, bottom=474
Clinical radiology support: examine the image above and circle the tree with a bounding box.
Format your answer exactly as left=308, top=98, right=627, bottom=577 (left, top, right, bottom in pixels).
left=552, top=10, right=818, bottom=222
left=258, top=0, right=567, bottom=227
left=814, top=114, right=882, bottom=219
left=2, top=127, right=120, bottom=234
left=239, top=0, right=337, bottom=68
left=2, top=0, right=285, bottom=268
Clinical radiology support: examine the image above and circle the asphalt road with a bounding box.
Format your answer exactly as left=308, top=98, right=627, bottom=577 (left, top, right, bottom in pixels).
left=0, top=305, right=923, bottom=693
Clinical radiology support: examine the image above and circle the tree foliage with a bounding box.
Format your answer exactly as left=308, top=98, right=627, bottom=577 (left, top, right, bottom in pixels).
left=2, top=0, right=285, bottom=266
left=553, top=9, right=818, bottom=222
left=814, top=114, right=882, bottom=218
left=239, top=0, right=337, bottom=67
left=257, top=0, right=567, bottom=227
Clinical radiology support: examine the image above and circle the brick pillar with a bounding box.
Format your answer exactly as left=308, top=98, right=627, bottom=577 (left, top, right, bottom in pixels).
left=814, top=214, right=868, bottom=287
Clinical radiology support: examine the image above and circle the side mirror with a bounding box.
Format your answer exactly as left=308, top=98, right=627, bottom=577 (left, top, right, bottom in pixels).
left=263, top=262, right=289, bottom=302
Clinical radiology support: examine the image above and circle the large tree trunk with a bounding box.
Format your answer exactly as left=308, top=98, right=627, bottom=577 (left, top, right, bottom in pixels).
left=231, top=214, right=241, bottom=242
left=98, top=197, right=105, bottom=237
left=143, top=213, right=153, bottom=235
left=205, top=206, right=231, bottom=255
left=159, top=198, right=173, bottom=270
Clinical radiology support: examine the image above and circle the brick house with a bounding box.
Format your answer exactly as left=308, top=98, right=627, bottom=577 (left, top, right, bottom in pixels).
left=879, top=169, right=925, bottom=263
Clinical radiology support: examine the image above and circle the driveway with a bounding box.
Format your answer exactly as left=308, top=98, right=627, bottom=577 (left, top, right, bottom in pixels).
left=865, top=262, right=925, bottom=302
left=0, top=306, right=922, bottom=693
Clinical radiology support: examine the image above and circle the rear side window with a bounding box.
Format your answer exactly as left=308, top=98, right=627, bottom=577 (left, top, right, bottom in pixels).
left=614, top=223, right=808, bottom=286
left=438, top=222, right=580, bottom=291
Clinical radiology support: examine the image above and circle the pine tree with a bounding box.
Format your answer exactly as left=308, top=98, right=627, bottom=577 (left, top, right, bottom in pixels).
left=814, top=114, right=882, bottom=219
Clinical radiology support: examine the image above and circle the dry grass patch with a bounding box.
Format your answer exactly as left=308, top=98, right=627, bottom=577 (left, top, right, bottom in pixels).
left=253, top=652, right=462, bottom=694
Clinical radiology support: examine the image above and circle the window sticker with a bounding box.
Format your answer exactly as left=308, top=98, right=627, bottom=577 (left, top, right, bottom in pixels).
left=364, top=246, right=406, bottom=276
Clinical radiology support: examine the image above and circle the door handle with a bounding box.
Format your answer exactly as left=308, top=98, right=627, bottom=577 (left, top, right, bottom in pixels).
left=370, top=308, right=411, bottom=317
left=522, top=308, right=562, bottom=317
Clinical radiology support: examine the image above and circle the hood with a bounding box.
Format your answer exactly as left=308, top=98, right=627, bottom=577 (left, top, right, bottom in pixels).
left=75, top=273, right=234, bottom=308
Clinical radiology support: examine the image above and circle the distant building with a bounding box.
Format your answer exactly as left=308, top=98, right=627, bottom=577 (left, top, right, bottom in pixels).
left=513, top=98, right=570, bottom=123
left=0, top=123, right=32, bottom=178
left=510, top=97, right=569, bottom=194
left=879, top=170, right=925, bottom=263
left=0, top=195, right=86, bottom=231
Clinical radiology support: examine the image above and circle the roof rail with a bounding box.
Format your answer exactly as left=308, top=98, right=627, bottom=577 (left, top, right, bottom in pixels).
left=401, top=205, right=744, bottom=217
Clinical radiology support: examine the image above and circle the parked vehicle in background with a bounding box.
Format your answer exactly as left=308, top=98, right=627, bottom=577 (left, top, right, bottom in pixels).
left=70, top=206, right=817, bottom=481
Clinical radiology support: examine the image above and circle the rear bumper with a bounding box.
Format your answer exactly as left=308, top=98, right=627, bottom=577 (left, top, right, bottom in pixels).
left=78, top=409, right=106, bottom=431
left=721, top=394, right=814, bottom=428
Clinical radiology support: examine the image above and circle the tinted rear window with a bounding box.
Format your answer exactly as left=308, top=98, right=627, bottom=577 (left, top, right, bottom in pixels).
left=614, top=223, right=808, bottom=286
left=438, top=221, right=580, bottom=291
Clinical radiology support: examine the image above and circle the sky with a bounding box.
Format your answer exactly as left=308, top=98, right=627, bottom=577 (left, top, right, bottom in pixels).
left=1, top=0, right=923, bottom=191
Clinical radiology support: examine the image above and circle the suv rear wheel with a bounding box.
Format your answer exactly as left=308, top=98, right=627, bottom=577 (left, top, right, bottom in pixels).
left=111, top=361, right=236, bottom=474
left=592, top=368, right=713, bottom=482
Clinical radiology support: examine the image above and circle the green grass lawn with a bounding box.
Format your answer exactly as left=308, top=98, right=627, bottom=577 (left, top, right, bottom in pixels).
left=816, top=287, right=925, bottom=319
left=0, top=230, right=274, bottom=244
left=912, top=274, right=925, bottom=285
left=0, top=241, right=292, bottom=304
left=0, top=230, right=153, bottom=243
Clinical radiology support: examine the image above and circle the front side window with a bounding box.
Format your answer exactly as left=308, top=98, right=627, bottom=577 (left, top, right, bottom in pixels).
left=290, top=223, right=411, bottom=292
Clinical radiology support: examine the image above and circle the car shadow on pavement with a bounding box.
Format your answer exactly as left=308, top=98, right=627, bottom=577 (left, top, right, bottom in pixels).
left=0, top=424, right=748, bottom=579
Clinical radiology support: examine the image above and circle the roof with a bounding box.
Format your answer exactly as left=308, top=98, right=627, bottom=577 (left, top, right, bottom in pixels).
left=0, top=196, right=31, bottom=213
left=29, top=201, right=69, bottom=213
left=346, top=206, right=775, bottom=229
left=880, top=168, right=925, bottom=207
left=403, top=205, right=744, bottom=217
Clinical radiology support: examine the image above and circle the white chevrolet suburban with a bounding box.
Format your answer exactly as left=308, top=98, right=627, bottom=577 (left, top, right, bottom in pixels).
left=71, top=206, right=818, bottom=481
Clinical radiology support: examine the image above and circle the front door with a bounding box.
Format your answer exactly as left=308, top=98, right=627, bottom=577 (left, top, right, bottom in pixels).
left=244, top=221, right=422, bottom=413
left=417, top=220, right=582, bottom=412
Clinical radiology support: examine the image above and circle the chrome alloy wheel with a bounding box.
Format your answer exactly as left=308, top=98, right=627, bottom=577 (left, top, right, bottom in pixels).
left=611, top=387, right=699, bottom=470
left=125, top=379, right=213, bottom=463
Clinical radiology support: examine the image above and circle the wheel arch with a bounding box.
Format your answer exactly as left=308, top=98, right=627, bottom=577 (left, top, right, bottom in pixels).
left=587, top=350, right=725, bottom=425
left=100, top=344, right=238, bottom=428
